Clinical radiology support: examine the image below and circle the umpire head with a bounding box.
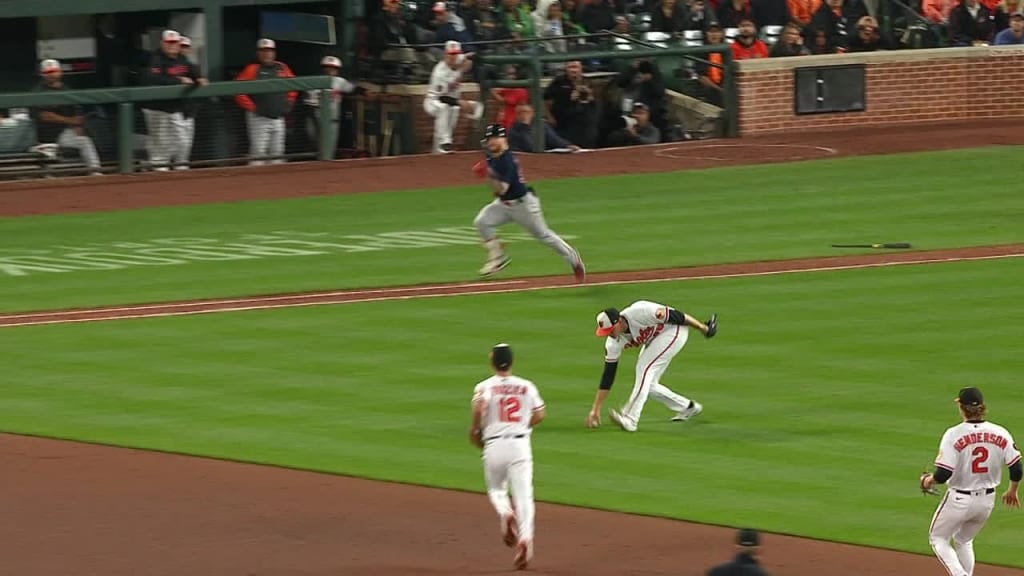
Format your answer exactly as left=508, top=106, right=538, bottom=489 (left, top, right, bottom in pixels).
left=706, top=528, right=767, bottom=576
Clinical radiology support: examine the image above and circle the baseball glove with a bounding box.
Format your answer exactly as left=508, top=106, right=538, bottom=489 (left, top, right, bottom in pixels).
left=920, top=471, right=940, bottom=496
left=704, top=314, right=718, bottom=339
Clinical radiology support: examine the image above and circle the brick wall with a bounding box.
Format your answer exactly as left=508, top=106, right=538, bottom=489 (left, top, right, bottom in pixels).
left=736, top=46, right=1024, bottom=135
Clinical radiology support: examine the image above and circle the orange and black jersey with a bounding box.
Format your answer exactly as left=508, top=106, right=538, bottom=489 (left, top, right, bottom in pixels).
left=234, top=61, right=298, bottom=119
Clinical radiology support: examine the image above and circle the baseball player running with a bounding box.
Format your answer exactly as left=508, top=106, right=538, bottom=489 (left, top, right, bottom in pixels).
left=470, top=343, right=545, bottom=571
left=472, top=123, right=585, bottom=281
left=585, top=301, right=717, bottom=432
left=920, top=387, right=1021, bottom=576
left=234, top=38, right=298, bottom=166
left=423, top=40, right=483, bottom=153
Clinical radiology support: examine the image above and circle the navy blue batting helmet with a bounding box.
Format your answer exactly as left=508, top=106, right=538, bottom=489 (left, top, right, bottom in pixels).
left=483, top=123, right=507, bottom=139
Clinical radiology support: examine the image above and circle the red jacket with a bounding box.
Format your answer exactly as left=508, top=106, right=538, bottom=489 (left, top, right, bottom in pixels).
left=731, top=38, right=769, bottom=60
left=494, top=88, right=529, bottom=129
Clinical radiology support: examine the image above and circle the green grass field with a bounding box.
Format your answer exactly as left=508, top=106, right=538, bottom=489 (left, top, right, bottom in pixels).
left=1, top=146, right=1022, bottom=565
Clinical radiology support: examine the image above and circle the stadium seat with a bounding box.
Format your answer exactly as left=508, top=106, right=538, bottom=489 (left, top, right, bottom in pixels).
left=683, top=29, right=705, bottom=46
left=725, top=27, right=739, bottom=43
left=644, top=31, right=671, bottom=47
left=761, top=25, right=782, bottom=45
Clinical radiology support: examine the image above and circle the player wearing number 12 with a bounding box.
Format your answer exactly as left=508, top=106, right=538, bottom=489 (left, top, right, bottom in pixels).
left=470, top=343, right=546, bottom=570
left=919, top=387, right=1021, bottom=576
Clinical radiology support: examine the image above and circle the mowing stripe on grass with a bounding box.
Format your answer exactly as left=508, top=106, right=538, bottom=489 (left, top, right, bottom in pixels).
left=1, top=248, right=1020, bottom=328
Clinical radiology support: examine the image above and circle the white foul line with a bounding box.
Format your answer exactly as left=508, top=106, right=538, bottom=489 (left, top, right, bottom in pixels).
left=0, top=252, right=1019, bottom=328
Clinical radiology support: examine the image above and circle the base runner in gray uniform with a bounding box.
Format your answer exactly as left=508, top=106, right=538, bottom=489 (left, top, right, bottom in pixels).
left=472, top=124, right=585, bottom=282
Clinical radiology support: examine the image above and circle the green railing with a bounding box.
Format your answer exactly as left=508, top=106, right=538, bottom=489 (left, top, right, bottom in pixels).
left=0, top=76, right=336, bottom=174
left=479, top=45, right=737, bottom=153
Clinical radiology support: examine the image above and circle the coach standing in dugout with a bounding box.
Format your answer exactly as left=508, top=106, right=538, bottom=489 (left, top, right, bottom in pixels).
left=173, top=36, right=201, bottom=170
left=234, top=39, right=298, bottom=166
left=142, top=30, right=205, bottom=171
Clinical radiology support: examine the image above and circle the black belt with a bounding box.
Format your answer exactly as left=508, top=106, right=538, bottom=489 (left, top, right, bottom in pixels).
left=955, top=488, right=995, bottom=495
left=484, top=433, right=527, bottom=442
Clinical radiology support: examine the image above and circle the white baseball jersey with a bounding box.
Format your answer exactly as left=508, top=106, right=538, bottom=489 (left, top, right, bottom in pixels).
left=935, top=420, right=1021, bottom=490
left=472, top=374, right=544, bottom=439
left=304, top=76, right=357, bottom=120
left=427, top=61, right=464, bottom=102
left=604, top=300, right=675, bottom=362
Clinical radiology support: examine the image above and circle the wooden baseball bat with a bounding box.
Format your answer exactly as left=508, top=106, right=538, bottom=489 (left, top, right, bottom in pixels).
left=831, top=243, right=913, bottom=249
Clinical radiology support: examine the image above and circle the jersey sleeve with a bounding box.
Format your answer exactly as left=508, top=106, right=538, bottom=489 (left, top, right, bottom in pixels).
left=622, top=300, right=669, bottom=327
left=472, top=382, right=489, bottom=406
left=934, top=429, right=957, bottom=472
left=1005, top=431, right=1021, bottom=467
left=604, top=337, right=625, bottom=362
left=529, top=383, right=545, bottom=411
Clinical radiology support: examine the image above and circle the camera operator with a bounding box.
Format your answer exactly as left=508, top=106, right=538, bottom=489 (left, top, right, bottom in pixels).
left=542, top=60, right=598, bottom=148
left=606, top=102, right=660, bottom=147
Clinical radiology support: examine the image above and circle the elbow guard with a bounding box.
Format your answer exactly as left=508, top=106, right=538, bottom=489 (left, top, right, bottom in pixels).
left=666, top=309, right=686, bottom=325
left=599, top=361, right=618, bottom=390
left=932, top=467, right=953, bottom=484
left=1010, top=460, right=1023, bottom=482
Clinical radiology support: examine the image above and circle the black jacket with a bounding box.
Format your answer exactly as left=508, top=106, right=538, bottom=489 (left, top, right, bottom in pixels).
left=769, top=40, right=811, bottom=56
left=753, top=0, right=792, bottom=26
left=949, top=2, right=993, bottom=45
left=806, top=0, right=868, bottom=50
left=579, top=1, right=616, bottom=32
left=650, top=2, right=689, bottom=33
left=707, top=552, right=769, bottom=576
left=142, top=50, right=200, bottom=112
left=369, top=12, right=421, bottom=58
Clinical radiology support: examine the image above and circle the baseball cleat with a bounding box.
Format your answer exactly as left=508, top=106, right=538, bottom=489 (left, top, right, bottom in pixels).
left=479, top=255, right=511, bottom=277
left=501, top=513, right=518, bottom=548
left=671, top=401, right=703, bottom=422
left=573, top=262, right=586, bottom=283
left=513, top=539, right=532, bottom=570
left=608, top=409, right=636, bottom=432
left=439, top=142, right=455, bottom=154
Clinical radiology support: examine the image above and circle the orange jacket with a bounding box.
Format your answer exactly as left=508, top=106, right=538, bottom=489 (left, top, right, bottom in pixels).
left=234, top=61, right=298, bottom=117
left=732, top=38, right=769, bottom=59
left=787, top=0, right=823, bottom=23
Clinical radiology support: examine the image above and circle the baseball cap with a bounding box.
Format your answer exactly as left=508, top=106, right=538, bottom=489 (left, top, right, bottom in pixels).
left=957, top=387, right=984, bottom=407
left=39, top=59, right=61, bottom=74
left=257, top=38, right=276, bottom=50
left=162, top=29, right=181, bottom=43
left=483, top=123, right=507, bottom=139
left=180, top=36, right=192, bottom=47
left=737, top=528, right=760, bottom=547
left=633, top=101, right=649, bottom=110
left=1012, top=10, right=1024, bottom=19
left=433, top=1, right=448, bottom=12
left=321, top=55, right=342, bottom=68
left=491, top=343, right=513, bottom=370
left=595, top=308, right=621, bottom=337
left=706, top=20, right=722, bottom=30
left=445, top=40, right=463, bottom=54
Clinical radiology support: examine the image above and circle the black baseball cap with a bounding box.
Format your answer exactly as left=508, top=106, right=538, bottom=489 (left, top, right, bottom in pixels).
left=491, top=343, right=513, bottom=370
left=595, top=308, right=621, bottom=337
left=958, top=387, right=984, bottom=407
left=483, top=123, right=507, bottom=139
left=706, top=20, right=722, bottom=30
left=736, top=528, right=760, bottom=547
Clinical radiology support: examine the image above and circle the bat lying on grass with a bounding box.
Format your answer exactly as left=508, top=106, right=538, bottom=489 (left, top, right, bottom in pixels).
left=831, top=243, right=913, bottom=249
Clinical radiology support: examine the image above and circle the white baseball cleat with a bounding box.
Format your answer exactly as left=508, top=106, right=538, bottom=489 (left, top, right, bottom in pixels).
left=501, top=513, right=518, bottom=548
left=513, top=539, right=533, bottom=570
left=608, top=409, right=636, bottom=432
left=479, top=255, right=511, bottom=277
left=671, top=401, right=703, bottom=422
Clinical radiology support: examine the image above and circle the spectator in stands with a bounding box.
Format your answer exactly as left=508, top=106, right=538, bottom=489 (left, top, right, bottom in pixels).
left=173, top=36, right=199, bottom=170
left=616, top=60, right=667, bottom=137
left=754, top=0, right=793, bottom=26
left=432, top=2, right=475, bottom=50
left=142, top=30, right=205, bottom=172
left=950, top=0, right=994, bottom=44
left=808, top=26, right=834, bottom=51
left=770, top=22, right=812, bottom=54
left=614, top=14, right=633, bottom=34
left=369, top=0, right=423, bottom=60
left=923, top=0, right=956, bottom=24
left=509, top=103, right=580, bottom=151
left=32, top=59, right=102, bottom=175
left=717, top=0, right=754, bottom=27
left=696, top=22, right=726, bottom=106
left=533, top=0, right=571, bottom=63
left=846, top=15, right=894, bottom=49
left=543, top=60, right=598, bottom=148
left=234, top=39, right=298, bottom=166
left=706, top=528, right=768, bottom=576
left=503, top=0, right=537, bottom=38
left=732, top=18, right=771, bottom=57
left=684, top=0, right=718, bottom=29
left=807, top=0, right=868, bottom=51
left=788, top=0, right=823, bottom=25
left=652, top=0, right=690, bottom=34
left=995, top=9, right=1024, bottom=41
left=463, top=0, right=511, bottom=42
left=579, top=0, right=617, bottom=32
left=491, top=66, right=530, bottom=129
left=305, top=56, right=366, bottom=154
left=993, top=0, right=1023, bottom=30
left=606, top=102, right=660, bottom=146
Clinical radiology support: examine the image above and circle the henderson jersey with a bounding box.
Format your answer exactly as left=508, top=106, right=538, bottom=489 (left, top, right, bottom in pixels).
left=472, top=374, right=545, bottom=439
left=935, top=420, right=1021, bottom=490
left=604, top=300, right=681, bottom=362
left=427, top=61, right=464, bottom=101
left=486, top=150, right=529, bottom=201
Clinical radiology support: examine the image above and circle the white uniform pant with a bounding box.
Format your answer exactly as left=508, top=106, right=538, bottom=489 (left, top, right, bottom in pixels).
left=423, top=97, right=459, bottom=153
left=473, top=193, right=581, bottom=268
left=171, top=116, right=195, bottom=169
left=620, top=325, right=692, bottom=430
left=143, top=109, right=187, bottom=170
left=929, top=489, right=996, bottom=576
left=482, top=436, right=536, bottom=542
left=55, top=128, right=101, bottom=170
left=246, top=112, right=285, bottom=166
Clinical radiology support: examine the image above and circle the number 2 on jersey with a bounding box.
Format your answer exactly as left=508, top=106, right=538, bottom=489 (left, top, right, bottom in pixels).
left=972, top=446, right=990, bottom=473
left=499, top=396, right=522, bottom=423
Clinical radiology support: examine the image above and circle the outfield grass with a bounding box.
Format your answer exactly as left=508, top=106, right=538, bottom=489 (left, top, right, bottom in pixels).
left=2, top=257, right=1021, bottom=564
left=0, top=146, right=1022, bottom=312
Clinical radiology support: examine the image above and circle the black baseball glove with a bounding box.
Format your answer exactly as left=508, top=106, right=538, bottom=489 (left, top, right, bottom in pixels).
left=705, top=314, right=717, bottom=339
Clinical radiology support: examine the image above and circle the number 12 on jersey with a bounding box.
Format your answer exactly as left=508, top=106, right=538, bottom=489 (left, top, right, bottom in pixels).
left=499, top=396, right=522, bottom=423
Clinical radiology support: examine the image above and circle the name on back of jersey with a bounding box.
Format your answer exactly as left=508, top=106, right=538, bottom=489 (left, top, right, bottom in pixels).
left=490, top=384, right=528, bottom=396
left=955, top=432, right=1009, bottom=452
